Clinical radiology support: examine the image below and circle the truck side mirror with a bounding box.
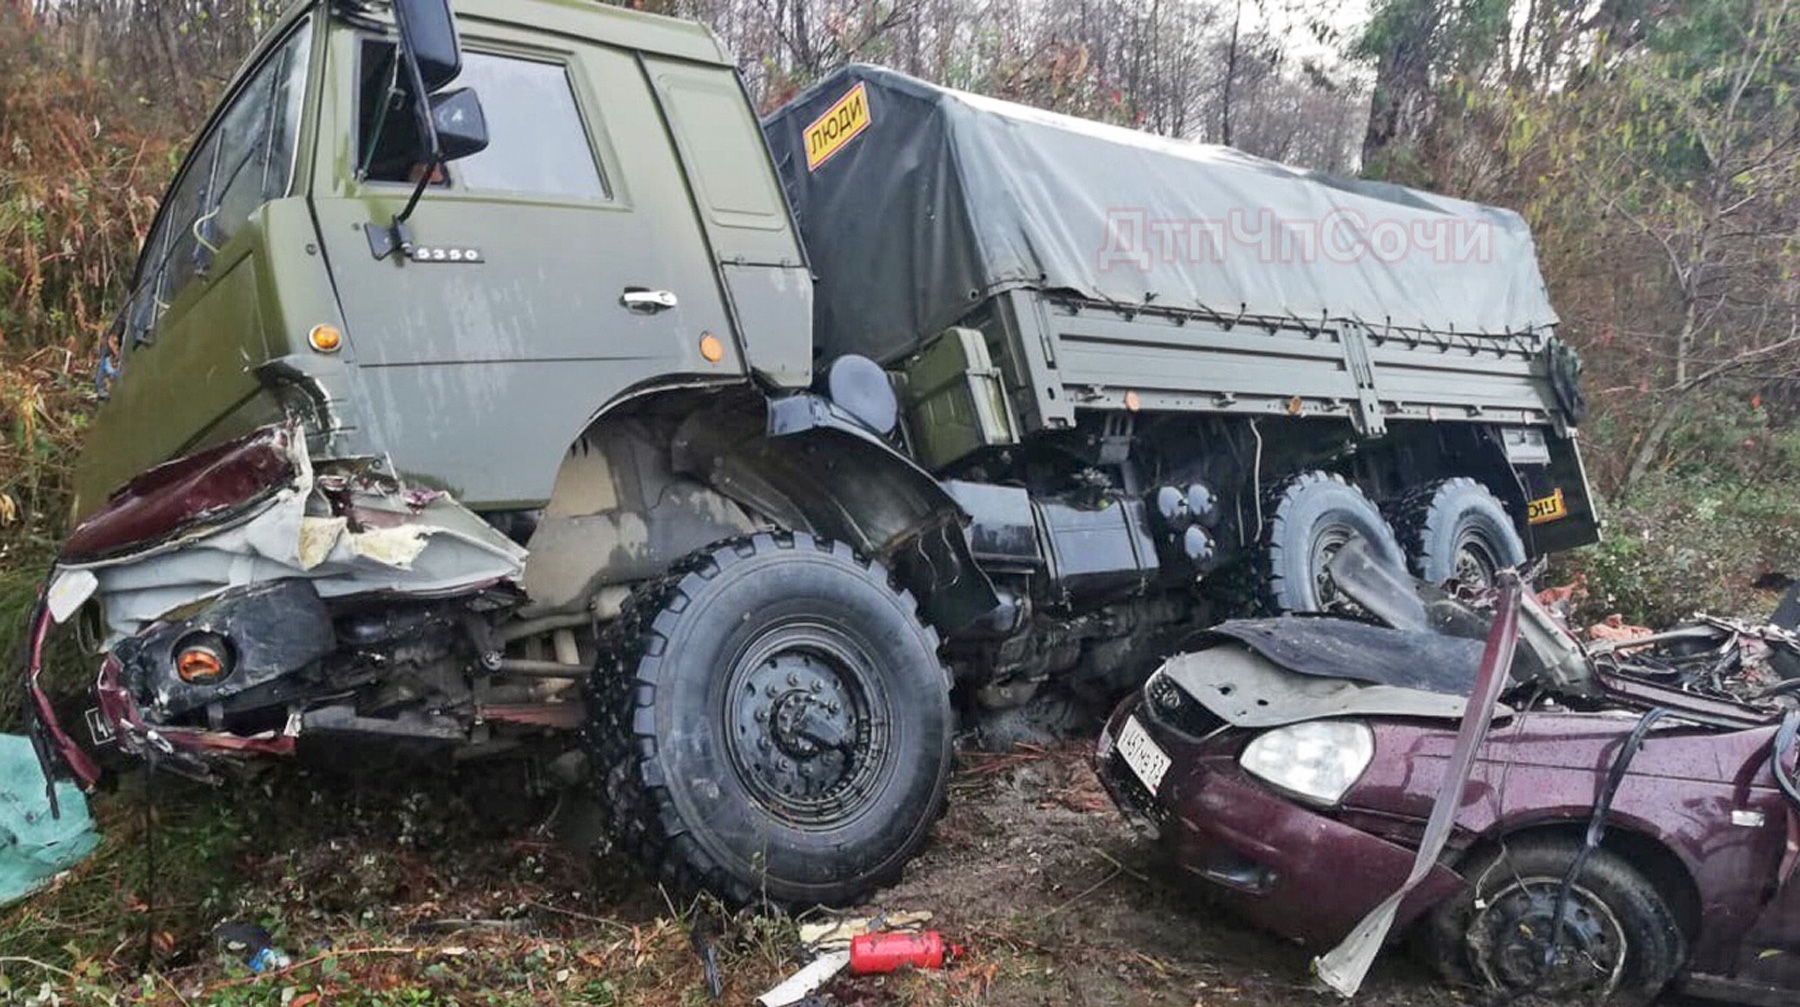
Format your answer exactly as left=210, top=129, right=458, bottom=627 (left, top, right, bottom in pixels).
left=393, top=0, right=462, bottom=94
left=368, top=0, right=475, bottom=259
left=429, top=88, right=488, bottom=162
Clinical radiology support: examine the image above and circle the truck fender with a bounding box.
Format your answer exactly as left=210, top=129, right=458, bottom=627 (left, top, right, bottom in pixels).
left=670, top=390, right=999, bottom=633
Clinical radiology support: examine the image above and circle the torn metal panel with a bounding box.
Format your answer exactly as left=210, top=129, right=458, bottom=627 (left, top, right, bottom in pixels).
left=1313, top=575, right=1523, bottom=998
left=60, top=426, right=298, bottom=563
left=54, top=424, right=526, bottom=640
left=1160, top=644, right=1511, bottom=729
left=1200, top=618, right=1490, bottom=696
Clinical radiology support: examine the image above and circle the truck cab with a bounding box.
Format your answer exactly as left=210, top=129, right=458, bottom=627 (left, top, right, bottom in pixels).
left=81, top=0, right=809, bottom=518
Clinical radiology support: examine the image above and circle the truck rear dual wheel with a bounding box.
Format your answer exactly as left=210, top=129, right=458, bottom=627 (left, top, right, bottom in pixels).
left=1390, top=477, right=1528, bottom=589
left=1261, top=471, right=1406, bottom=614
left=585, top=531, right=952, bottom=908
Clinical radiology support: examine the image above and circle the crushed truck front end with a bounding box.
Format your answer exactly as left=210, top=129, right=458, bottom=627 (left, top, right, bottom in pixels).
left=27, top=0, right=990, bottom=911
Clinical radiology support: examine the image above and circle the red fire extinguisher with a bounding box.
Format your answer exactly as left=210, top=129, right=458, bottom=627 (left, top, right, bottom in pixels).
left=848, top=931, right=963, bottom=974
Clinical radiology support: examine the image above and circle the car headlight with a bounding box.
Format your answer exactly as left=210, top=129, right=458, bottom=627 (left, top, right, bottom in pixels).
left=1238, top=720, right=1375, bottom=807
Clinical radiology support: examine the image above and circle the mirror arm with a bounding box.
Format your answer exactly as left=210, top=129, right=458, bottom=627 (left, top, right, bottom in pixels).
left=358, top=59, right=402, bottom=180
left=369, top=1, right=447, bottom=258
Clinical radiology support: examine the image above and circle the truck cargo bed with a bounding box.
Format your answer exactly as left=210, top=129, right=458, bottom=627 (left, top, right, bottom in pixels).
left=763, top=66, right=1573, bottom=439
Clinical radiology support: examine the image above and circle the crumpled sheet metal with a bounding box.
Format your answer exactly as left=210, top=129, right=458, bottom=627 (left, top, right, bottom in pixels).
left=1161, top=644, right=1511, bottom=728
left=54, top=433, right=526, bottom=640
left=1201, top=617, right=1489, bottom=695
left=0, top=733, right=99, bottom=907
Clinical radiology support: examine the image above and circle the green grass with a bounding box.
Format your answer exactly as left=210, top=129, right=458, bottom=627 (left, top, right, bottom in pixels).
left=0, top=764, right=816, bottom=1007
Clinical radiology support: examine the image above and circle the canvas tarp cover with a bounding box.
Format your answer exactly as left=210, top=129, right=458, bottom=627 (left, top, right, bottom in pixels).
left=1, top=733, right=99, bottom=906
left=762, top=64, right=1560, bottom=367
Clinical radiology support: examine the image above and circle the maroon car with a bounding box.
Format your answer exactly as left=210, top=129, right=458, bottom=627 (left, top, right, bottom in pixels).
left=1097, top=554, right=1800, bottom=1005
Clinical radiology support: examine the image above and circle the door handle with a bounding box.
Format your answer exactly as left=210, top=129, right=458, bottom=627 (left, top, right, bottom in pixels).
left=621, top=288, right=678, bottom=313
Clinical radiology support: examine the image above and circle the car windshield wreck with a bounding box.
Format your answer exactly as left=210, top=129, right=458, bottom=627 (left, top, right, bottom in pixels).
left=1097, top=538, right=1800, bottom=1005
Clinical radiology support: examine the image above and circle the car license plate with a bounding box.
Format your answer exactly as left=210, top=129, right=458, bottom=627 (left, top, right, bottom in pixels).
left=1116, top=716, right=1170, bottom=794
left=84, top=707, right=115, bottom=747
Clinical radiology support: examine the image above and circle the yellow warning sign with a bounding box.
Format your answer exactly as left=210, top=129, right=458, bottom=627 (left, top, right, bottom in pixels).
left=1527, top=488, right=1567, bottom=525
left=804, top=83, right=871, bottom=171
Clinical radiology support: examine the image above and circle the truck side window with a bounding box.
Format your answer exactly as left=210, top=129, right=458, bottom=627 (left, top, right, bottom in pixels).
left=451, top=53, right=607, bottom=200
left=207, top=20, right=310, bottom=248
left=357, top=43, right=607, bottom=201
left=123, top=18, right=312, bottom=348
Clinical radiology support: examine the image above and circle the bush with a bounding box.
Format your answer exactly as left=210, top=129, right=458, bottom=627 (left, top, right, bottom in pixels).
left=1556, top=471, right=1800, bottom=627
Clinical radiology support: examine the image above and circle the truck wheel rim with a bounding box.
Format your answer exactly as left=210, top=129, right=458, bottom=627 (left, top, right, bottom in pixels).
left=1468, top=876, right=1627, bottom=996
left=1452, top=530, right=1503, bottom=587
left=1309, top=523, right=1357, bottom=606
left=723, top=622, right=889, bottom=827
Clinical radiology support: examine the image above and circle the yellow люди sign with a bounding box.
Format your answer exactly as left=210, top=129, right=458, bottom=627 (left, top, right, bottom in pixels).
left=804, top=83, right=871, bottom=171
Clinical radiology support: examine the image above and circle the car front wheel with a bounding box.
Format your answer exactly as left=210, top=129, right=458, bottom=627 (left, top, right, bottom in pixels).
left=1423, top=836, right=1687, bottom=1004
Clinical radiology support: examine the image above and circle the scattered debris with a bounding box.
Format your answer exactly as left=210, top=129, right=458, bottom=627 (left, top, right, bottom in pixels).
left=689, top=914, right=723, bottom=999
left=848, top=930, right=962, bottom=974
left=796, top=909, right=932, bottom=951
left=756, top=950, right=851, bottom=1007
left=214, top=921, right=291, bottom=973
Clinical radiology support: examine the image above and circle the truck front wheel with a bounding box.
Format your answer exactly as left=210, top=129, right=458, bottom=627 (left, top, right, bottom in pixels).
left=586, top=531, right=951, bottom=907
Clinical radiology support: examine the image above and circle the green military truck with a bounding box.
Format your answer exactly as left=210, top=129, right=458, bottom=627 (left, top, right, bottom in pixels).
left=21, top=0, right=1595, bottom=907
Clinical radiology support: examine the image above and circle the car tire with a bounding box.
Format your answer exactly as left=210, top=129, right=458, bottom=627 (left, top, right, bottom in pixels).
left=1391, top=477, right=1527, bottom=588
left=585, top=531, right=951, bottom=908
left=1260, top=471, right=1405, bottom=614
left=1423, top=836, right=1686, bottom=1003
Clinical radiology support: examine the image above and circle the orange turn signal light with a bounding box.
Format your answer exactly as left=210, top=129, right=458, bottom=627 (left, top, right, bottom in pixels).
left=174, top=633, right=232, bottom=684
left=308, top=324, right=343, bottom=354
left=699, top=333, right=724, bottom=364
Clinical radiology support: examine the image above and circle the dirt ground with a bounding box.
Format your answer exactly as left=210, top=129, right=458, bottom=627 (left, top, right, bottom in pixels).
left=851, top=743, right=1467, bottom=1007
left=3, top=740, right=1500, bottom=1007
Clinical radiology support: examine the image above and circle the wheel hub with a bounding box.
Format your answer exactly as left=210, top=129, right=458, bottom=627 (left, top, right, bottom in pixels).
left=1471, top=880, right=1625, bottom=995
left=770, top=688, right=850, bottom=758
left=1451, top=531, right=1502, bottom=588
left=1310, top=524, right=1356, bottom=605
left=726, top=642, right=884, bottom=824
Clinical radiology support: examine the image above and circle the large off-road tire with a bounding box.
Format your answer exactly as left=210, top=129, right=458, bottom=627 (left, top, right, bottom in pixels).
left=1423, top=837, right=1686, bottom=1003
left=1260, top=471, right=1405, bottom=613
left=586, top=531, right=951, bottom=908
left=1390, top=477, right=1527, bottom=589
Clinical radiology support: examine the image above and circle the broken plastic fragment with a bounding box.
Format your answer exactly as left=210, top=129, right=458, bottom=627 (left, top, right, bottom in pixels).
left=757, top=951, right=850, bottom=1007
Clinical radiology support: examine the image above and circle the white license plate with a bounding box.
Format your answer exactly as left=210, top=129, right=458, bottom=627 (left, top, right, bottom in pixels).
left=1116, top=716, right=1171, bottom=794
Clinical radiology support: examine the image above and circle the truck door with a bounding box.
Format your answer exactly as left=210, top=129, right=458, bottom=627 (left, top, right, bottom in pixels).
left=640, top=56, right=813, bottom=389
left=309, top=26, right=738, bottom=506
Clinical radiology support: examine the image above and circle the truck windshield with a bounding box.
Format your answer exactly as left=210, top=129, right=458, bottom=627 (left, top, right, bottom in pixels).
left=122, top=18, right=312, bottom=348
